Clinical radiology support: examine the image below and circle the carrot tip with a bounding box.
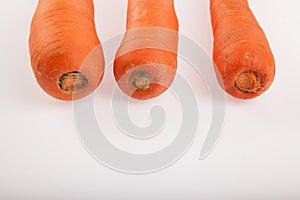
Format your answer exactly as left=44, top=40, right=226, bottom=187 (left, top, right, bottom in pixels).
left=235, top=71, right=261, bottom=94
left=129, top=71, right=151, bottom=91
left=58, top=71, right=89, bottom=95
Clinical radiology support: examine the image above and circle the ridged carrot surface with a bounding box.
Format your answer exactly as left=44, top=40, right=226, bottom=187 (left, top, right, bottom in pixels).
left=210, top=0, right=276, bottom=99
left=29, top=0, right=104, bottom=100
left=114, top=0, right=179, bottom=100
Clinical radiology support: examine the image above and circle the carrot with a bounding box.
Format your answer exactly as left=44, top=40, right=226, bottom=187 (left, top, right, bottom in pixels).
left=210, top=0, right=276, bottom=99
left=113, top=0, right=179, bottom=100
left=29, top=0, right=104, bottom=100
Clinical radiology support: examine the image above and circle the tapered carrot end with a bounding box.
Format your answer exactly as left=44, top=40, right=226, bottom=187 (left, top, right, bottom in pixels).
left=58, top=71, right=89, bottom=95
left=235, top=71, right=261, bottom=94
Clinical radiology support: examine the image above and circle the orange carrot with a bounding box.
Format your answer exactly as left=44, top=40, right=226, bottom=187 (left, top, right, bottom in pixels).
left=29, top=0, right=104, bottom=100
left=210, top=0, right=276, bottom=99
left=114, top=0, right=179, bottom=100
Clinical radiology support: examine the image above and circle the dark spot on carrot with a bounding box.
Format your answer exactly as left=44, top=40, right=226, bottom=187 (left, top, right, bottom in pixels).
left=58, top=71, right=89, bottom=94
left=129, top=71, right=151, bottom=91
left=235, top=70, right=261, bottom=94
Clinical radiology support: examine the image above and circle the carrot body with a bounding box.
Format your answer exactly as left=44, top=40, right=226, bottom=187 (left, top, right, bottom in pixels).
left=210, top=0, right=275, bottom=99
left=29, top=0, right=104, bottom=100
left=114, top=0, right=179, bottom=100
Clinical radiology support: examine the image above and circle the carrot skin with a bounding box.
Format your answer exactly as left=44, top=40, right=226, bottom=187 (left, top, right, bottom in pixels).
left=210, top=0, right=276, bottom=99
left=113, top=0, right=179, bottom=100
left=29, top=0, right=104, bottom=100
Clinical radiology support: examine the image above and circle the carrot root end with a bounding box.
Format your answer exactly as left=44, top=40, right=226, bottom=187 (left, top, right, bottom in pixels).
left=58, top=71, right=89, bottom=95
left=129, top=71, right=151, bottom=91
left=235, top=71, right=261, bottom=94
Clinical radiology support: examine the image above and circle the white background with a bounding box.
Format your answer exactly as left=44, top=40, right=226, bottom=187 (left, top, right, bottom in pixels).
left=1, top=0, right=300, bottom=199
